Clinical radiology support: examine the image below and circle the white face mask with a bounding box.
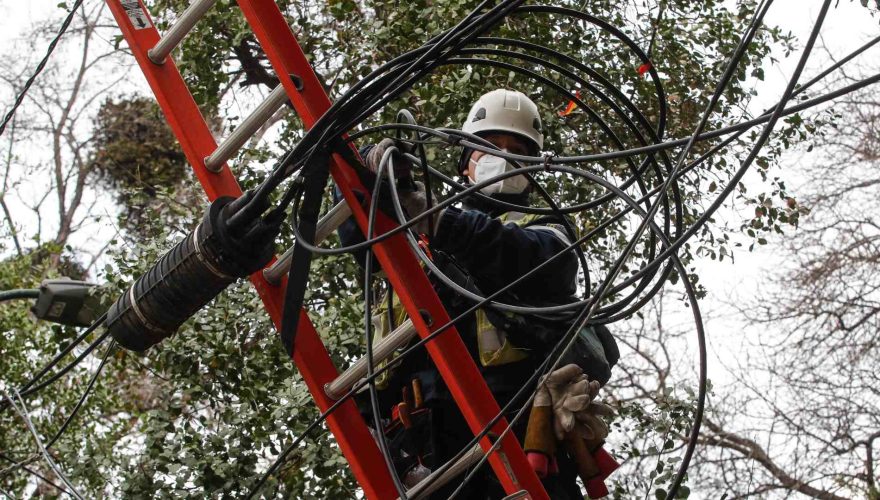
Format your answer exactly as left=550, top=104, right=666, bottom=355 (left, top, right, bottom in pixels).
left=470, top=150, right=530, bottom=195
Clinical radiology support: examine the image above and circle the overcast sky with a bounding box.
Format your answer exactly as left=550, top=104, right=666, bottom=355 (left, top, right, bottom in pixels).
left=695, top=1, right=879, bottom=371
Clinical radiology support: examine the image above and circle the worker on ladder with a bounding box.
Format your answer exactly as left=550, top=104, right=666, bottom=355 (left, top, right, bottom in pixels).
left=337, top=88, right=620, bottom=498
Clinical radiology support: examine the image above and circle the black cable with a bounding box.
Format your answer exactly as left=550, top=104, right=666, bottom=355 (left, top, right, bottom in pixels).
left=0, top=0, right=85, bottom=140
left=277, top=126, right=685, bottom=497
left=255, top=0, right=534, bottom=226
left=0, top=452, right=72, bottom=496
left=291, top=156, right=676, bottom=322
left=246, top=180, right=616, bottom=496
left=303, top=2, right=667, bottom=212
left=346, top=64, right=880, bottom=190
left=0, top=289, right=39, bottom=302
left=445, top=0, right=768, bottom=490
left=250, top=64, right=871, bottom=485
left=252, top=63, right=880, bottom=500
left=235, top=2, right=874, bottom=234
left=363, top=150, right=410, bottom=498
left=229, top=0, right=520, bottom=229
left=395, top=109, right=436, bottom=236
left=289, top=49, right=880, bottom=314
left=0, top=1, right=871, bottom=497
left=291, top=57, right=880, bottom=255
left=285, top=65, right=875, bottom=322
left=4, top=390, right=85, bottom=499
left=383, top=152, right=693, bottom=498
left=317, top=0, right=757, bottom=494
left=0, top=341, right=116, bottom=491
left=448, top=1, right=833, bottom=496
left=316, top=36, right=880, bottom=254
left=3, top=313, right=107, bottom=402
left=44, top=340, right=116, bottom=450
left=17, top=328, right=110, bottom=400
left=319, top=1, right=527, bottom=151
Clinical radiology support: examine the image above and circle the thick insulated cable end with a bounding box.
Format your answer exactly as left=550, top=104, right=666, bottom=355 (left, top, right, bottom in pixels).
left=106, top=196, right=279, bottom=352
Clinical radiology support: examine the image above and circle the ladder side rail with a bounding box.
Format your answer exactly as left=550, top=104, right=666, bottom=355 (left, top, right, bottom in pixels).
left=104, top=3, right=397, bottom=499
left=234, top=1, right=549, bottom=497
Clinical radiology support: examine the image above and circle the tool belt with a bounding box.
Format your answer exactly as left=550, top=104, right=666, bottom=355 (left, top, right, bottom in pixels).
left=375, top=378, right=437, bottom=488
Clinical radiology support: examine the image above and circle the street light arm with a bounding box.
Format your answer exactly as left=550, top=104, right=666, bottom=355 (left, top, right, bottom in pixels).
left=0, top=289, right=40, bottom=302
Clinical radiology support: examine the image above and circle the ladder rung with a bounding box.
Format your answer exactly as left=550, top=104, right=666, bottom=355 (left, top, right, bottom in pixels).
left=404, top=444, right=484, bottom=499
left=147, top=0, right=219, bottom=64
left=324, top=319, right=417, bottom=401
left=262, top=200, right=352, bottom=285
left=204, top=84, right=289, bottom=172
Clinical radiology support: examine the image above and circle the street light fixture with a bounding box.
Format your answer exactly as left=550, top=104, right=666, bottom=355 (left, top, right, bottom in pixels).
left=0, top=279, right=100, bottom=327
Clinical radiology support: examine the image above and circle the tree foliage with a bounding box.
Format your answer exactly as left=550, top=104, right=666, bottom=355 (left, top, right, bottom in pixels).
left=88, top=96, right=192, bottom=235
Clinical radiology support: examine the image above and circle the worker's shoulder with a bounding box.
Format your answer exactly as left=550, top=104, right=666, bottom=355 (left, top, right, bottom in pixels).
left=500, top=211, right=574, bottom=242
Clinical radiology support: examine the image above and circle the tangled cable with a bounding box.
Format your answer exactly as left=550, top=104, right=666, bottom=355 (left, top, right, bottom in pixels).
left=0, top=0, right=85, bottom=139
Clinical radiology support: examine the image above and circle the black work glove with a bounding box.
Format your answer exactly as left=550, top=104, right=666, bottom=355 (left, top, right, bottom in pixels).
left=365, top=138, right=413, bottom=181
left=398, top=180, right=439, bottom=236
left=363, top=139, right=440, bottom=236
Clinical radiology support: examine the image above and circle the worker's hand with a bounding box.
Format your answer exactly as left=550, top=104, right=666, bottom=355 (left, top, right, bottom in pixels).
left=398, top=181, right=438, bottom=236
left=365, top=138, right=413, bottom=180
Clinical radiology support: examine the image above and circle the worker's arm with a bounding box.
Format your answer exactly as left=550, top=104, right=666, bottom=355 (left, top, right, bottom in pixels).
left=334, top=141, right=422, bottom=269
left=335, top=184, right=431, bottom=271
left=431, top=207, right=578, bottom=300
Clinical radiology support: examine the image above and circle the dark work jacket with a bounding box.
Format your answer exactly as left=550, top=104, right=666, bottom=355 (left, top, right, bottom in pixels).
left=335, top=182, right=585, bottom=401
left=336, top=145, right=578, bottom=300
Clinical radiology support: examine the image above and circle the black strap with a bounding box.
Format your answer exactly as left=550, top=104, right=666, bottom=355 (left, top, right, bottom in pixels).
left=281, top=151, right=331, bottom=356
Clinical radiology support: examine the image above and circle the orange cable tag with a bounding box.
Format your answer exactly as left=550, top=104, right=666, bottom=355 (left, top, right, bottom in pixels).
left=559, top=90, right=581, bottom=117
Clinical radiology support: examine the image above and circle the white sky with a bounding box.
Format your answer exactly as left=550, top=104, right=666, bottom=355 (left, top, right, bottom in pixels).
left=694, top=1, right=879, bottom=386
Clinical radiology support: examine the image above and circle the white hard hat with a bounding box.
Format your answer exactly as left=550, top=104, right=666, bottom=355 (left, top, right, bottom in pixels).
left=462, top=89, right=543, bottom=150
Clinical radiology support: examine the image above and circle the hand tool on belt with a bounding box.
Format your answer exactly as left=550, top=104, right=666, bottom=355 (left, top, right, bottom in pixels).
left=385, top=378, right=433, bottom=487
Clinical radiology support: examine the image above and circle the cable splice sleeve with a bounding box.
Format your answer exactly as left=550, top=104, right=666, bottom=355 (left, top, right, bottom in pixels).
left=106, top=196, right=278, bottom=352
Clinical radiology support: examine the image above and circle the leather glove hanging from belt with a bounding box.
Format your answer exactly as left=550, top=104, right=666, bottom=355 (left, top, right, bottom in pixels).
left=524, top=364, right=619, bottom=499
left=542, top=364, right=613, bottom=441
